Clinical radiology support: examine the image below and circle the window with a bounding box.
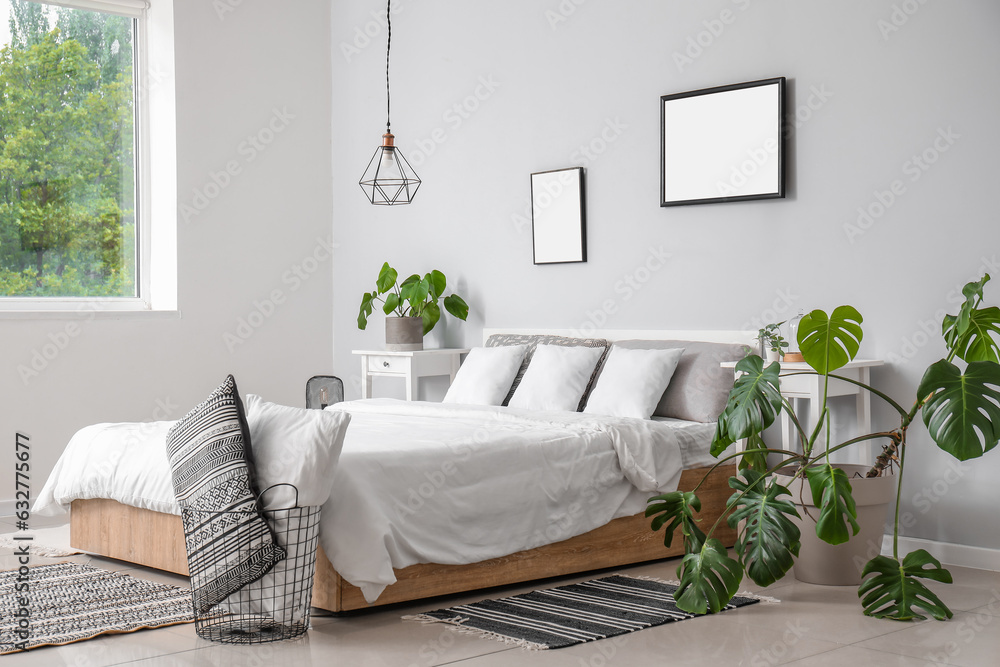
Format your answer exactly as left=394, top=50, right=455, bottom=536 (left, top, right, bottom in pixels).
left=0, top=0, right=175, bottom=313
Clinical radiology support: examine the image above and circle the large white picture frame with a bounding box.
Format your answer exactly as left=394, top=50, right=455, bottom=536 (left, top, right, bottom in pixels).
left=661, top=77, right=786, bottom=207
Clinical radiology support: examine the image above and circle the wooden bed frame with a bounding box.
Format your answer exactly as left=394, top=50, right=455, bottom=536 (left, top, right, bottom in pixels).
left=69, top=328, right=755, bottom=613
left=70, top=464, right=736, bottom=612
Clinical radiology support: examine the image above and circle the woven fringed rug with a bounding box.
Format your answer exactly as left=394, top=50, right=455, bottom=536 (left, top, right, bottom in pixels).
left=0, top=535, right=82, bottom=558
left=0, top=562, right=194, bottom=654
left=405, top=574, right=773, bottom=650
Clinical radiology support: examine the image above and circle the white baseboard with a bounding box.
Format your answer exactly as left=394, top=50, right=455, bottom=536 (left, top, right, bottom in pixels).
left=882, top=534, right=1000, bottom=572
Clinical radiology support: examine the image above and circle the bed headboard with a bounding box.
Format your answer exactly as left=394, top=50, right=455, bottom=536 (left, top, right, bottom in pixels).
left=482, top=328, right=758, bottom=348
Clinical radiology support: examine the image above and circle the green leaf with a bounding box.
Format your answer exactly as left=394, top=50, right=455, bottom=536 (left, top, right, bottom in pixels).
left=414, top=279, right=431, bottom=312
left=357, top=292, right=374, bottom=330
left=399, top=276, right=426, bottom=316
left=804, top=464, right=859, bottom=545
left=711, top=355, right=783, bottom=456
left=426, top=270, right=446, bottom=299
left=646, top=491, right=705, bottom=552
left=674, top=538, right=743, bottom=615
left=859, top=550, right=954, bottom=621
left=727, top=470, right=801, bottom=587
left=443, top=294, right=469, bottom=321
left=943, top=306, right=1000, bottom=363
left=382, top=292, right=400, bottom=316
left=798, top=306, right=863, bottom=374
left=739, top=432, right=768, bottom=473
left=918, top=359, right=1000, bottom=460
left=945, top=275, right=990, bottom=347
left=421, top=301, right=440, bottom=335
left=376, top=262, right=398, bottom=294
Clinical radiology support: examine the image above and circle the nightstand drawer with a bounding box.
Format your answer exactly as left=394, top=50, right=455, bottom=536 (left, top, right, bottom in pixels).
left=367, top=355, right=408, bottom=374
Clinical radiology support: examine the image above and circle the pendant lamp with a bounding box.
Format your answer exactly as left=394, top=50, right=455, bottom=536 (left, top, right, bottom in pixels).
left=358, top=1, right=421, bottom=205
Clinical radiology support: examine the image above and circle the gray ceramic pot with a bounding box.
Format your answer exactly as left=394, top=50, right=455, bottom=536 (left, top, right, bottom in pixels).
left=385, top=316, right=423, bottom=351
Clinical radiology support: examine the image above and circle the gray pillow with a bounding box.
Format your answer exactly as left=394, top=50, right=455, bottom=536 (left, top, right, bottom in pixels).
left=614, top=340, right=751, bottom=422
left=485, top=334, right=610, bottom=410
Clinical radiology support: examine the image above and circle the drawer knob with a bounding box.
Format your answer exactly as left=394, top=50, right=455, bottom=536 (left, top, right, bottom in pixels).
left=383, top=361, right=390, bottom=368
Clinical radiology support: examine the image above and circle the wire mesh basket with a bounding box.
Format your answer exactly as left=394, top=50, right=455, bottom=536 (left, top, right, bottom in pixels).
left=181, top=485, right=321, bottom=644
left=306, top=375, right=344, bottom=410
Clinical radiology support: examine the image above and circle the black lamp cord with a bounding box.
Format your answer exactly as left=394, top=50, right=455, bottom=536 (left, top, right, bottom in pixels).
left=385, top=0, right=391, bottom=132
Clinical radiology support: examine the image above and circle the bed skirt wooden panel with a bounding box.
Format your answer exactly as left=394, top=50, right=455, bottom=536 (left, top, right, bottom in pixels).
left=70, top=497, right=190, bottom=576
left=70, top=464, right=736, bottom=612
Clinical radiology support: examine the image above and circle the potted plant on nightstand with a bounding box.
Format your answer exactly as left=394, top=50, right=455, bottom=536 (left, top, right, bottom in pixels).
left=647, top=274, right=1000, bottom=621
left=358, top=262, right=470, bottom=351
left=757, top=322, right=787, bottom=362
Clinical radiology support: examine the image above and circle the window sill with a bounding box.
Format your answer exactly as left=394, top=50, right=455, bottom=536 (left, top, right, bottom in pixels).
left=0, top=306, right=180, bottom=321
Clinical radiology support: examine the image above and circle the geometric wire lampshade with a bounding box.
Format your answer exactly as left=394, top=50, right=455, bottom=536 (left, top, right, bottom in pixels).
left=358, top=0, right=421, bottom=206
left=359, top=132, right=421, bottom=205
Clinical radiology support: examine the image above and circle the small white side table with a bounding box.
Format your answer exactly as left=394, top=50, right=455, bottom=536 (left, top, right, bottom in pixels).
left=721, top=358, right=885, bottom=464
left=353, top=348, right=469, bottom=401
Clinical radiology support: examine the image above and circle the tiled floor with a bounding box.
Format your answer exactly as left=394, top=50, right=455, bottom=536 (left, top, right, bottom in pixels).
left=2, top=518, right=999, bottom=666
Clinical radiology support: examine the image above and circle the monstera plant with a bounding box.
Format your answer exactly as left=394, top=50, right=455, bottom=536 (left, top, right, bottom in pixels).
left=647, top=274, right=1000, bottom=621
left=358, top=262, right=469, bottom=335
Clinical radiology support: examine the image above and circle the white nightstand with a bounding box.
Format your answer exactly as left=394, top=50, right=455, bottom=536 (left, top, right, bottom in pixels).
left=722, top=358, right=885, bottom=463
left=353, top=348, right=469, bottom=400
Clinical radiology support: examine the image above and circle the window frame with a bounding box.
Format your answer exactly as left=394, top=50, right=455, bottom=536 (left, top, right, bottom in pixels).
left=0, top=0, right=176, bottom=316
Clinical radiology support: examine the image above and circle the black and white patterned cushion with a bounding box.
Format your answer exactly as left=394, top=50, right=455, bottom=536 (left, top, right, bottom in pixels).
left=166, top=375, right=284, bottom=613
left=485, top=334, right=610, bottom=410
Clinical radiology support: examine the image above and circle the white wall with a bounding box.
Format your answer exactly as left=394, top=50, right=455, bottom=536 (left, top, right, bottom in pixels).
left=0, top=0, right=334, bottom=513
left=331, top=1, right=1000, bottom=552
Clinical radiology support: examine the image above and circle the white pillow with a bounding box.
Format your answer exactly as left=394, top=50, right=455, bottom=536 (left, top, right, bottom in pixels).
left=508, top=344, right=605, bottom=412
left=245, top=394, right=351, bottom=509
left=443, top=345, right=527, bottom=405
left=584, top=346, right=686, bottom=419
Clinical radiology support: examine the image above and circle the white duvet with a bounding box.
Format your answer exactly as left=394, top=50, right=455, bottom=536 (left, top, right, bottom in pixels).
left=35, top=399, right=716, bottom=604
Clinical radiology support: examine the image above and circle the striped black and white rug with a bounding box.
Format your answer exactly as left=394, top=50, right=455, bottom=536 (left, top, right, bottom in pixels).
left=405, top=574, right=772, bottom=650
left=0, top=562, right=194, bottom=654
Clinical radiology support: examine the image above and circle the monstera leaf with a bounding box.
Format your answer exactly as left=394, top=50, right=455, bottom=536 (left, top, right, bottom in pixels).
left=443, top=293, right=469, bottom=321
left=804, top=464, right=859, bottom=545
left=943, top=274, right=990, bottom=348
left=918, top=360, right=1000, bottom=460
left=358, top=291, right=376, bottom=329
left=376, top=262, right=398, bottom=293
left=727, top=470, right=801, bottom=587
left=646, top=491, right=705, bottom=552
left=420, top=301, right=440, bottom=335
left=711, top=355, right=783, bottom=456
left=674, top=538, right=743, bottom=615
left=798, top=306, right=863, bottom=374
left=382, top=292, right=400, bottom=315
left=859, top=550, right=954, bottom=621
left=425, top=269, right=446, bottom=299
left=942, top=306, right=1000, bottom=364
left=400, top=274, right=429, bottom=312
left=739, top=432, right=769, bottom=473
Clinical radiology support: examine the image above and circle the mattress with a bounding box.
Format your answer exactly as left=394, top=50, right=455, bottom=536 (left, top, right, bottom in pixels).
left=34, top=399, right=717, bottom=603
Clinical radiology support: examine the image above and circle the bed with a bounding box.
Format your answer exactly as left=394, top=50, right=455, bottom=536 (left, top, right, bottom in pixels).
left=42, top=328, right=755, bottom=612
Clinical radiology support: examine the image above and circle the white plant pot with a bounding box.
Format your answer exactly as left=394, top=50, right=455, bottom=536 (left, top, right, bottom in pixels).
left=765, top=349, right=781, bottom=362
left=775, top=464, right=895, bottom=586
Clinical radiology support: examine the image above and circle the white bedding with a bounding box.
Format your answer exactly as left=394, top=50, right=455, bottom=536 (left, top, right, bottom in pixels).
left=34, top=399, right=717, bottom=603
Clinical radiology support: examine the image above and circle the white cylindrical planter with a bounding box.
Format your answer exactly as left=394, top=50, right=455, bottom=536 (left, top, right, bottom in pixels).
left=775, top=464, right=895, bottom=586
